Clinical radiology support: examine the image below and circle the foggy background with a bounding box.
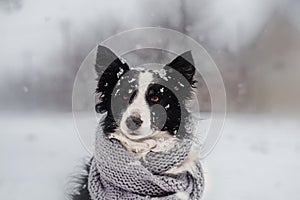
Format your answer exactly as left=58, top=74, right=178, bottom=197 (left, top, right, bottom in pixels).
left=0, top=0, right=300, bottom=200
left=1, top=0, right=300, bottom=113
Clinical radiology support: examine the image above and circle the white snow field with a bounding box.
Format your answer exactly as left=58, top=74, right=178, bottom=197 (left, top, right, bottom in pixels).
left=0, top=112, right=299, bottom=200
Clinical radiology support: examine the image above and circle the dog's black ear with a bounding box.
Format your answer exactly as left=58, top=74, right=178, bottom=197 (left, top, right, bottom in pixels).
left=95, top=45, right=129, bottom=78
left=166, top=51, right=196, bottom=85
left=95, top=45, right=130, bottom=113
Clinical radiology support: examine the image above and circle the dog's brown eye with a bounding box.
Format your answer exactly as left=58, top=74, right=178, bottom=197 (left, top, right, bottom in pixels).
left=151, top=96, right=160, bottom=103
left=123, top=95, right=129, bottom=100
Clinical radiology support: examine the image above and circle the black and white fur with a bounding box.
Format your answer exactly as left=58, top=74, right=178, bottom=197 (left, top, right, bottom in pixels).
left=70, top=45, right=197, bottom=200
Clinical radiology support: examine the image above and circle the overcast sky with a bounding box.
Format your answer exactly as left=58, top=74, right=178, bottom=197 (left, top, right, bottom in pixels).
left=1, top=0, right=299, bottom=72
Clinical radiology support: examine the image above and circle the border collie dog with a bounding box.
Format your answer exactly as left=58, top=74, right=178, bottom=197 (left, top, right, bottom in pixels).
left=71, top=45, right=198, bottom=200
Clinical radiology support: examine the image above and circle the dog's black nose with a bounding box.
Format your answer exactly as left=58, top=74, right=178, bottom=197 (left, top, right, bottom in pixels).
left=126, top=115, right=143, bottom=130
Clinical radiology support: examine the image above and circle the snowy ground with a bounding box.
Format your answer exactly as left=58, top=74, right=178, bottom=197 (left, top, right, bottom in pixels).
left=202, top=114, right=300, bottom=200
left=0, top=112, right=299, bottom=200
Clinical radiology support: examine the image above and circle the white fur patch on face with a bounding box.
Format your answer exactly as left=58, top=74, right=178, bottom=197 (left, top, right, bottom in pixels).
left=109, top=130, right=177, bottom=159
left=120, top=71, right=154, bottom=140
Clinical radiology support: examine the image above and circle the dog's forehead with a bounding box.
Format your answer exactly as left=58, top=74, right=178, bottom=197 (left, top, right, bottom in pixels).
left=121, top=68, right=154, bottom=83
left=121, top=69, right=139, bottom=79
left=116, top=70, right=138, bottom=87
left=116, top=67, right=187, bottom=94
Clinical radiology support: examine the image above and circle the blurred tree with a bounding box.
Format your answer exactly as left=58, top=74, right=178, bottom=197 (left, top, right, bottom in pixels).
left=0, top=0, right=23, bottom=13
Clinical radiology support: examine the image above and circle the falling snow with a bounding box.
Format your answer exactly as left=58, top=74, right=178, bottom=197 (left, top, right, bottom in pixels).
left=117, top=68, right=124, bottom=78
left=128, top=78, right=136, bottom=83
left=157, top=69, right=168, bottom=81
left=178, top=82, right=184, bottom=87
left=114, top=89, right=120, bottom=96
left=120, top=58, right=127, bottom=64
left=23, top=86, right=29, bottom=93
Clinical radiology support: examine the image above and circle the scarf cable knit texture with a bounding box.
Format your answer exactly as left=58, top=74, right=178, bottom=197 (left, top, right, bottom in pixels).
left=88, top=128, right=204, bottom=200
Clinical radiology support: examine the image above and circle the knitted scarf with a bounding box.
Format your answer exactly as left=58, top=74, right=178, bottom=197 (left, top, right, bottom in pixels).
left=88, top=129, right=204, bottom=200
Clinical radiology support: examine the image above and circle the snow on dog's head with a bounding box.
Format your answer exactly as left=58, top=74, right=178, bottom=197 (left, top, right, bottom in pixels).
left=95, top=45, right=196, bottom=139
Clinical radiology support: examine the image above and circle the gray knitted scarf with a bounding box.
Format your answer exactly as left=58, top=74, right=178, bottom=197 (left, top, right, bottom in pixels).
left=88, top=129, right=204, bottom=200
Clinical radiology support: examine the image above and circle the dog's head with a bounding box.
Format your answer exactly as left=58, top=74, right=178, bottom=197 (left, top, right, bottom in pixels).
left=95, top=45, right=196, bottom=139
